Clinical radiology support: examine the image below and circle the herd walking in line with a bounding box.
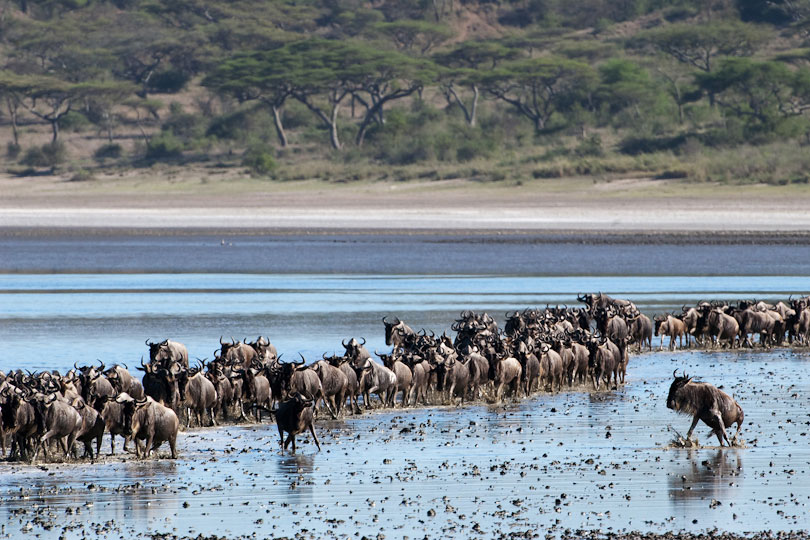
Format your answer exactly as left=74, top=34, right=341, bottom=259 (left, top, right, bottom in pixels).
left=2, top=292, right=807, bottom=461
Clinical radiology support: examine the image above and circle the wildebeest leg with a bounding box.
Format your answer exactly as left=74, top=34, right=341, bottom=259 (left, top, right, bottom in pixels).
left=169, top=434, right=177, bottom=459
left=284, top=433, right=296, bottom=453
left=277, top=425, right=285, bottom=452
left=210, top=407, right=218, bottom=426
left=144, top=434, right=155, bottom=458
left=707, top=410, right=729, bottom=446
left=685, top=415, right=701, bottom=441
left=309, top=424, right=321, bottom=451
left=186, top=407, right=192, bottom=428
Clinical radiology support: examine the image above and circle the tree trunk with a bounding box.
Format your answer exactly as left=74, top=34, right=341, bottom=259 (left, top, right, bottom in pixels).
left=272, top=105, right=288, bottom=147
left=469, top=85, right=479, bottom=127
left=6, top=98, right=19, bottom=146
left=51, top=119, right=59, bottom=143
left=329, top=103, right=341, bottom=150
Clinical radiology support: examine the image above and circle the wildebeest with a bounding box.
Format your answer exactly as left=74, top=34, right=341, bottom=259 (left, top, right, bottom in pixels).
left=94, top=393, right=133, bottom=455
left=127, top=396, right=179, bottom=459
left=139, top=360, right=182, bottom=409
left=148, top=339, right=189, bottom=369
left=378, top=352, right=413, bottom=407
left=104, top=364, right=144, bottom=400
left=312, top=359, right=347, bottom=417
left=666, top=371, right=744, bottom=447
left=275, top=393, right=320, bottom=453
left=587, top=338, right=618, bottom=391
left=324, top=354, right=361, bottom=414
left=382, top=316, right=416, bottom=350
left=654, top=314, right=687, bottom=351
left=738, top=307, right=775, bottom=348
left=434, top=356, right=469, bottom=405
left=182, top=364, right=218, bottom=428
left=33, top=394, right=83, bottom=460
left=493, top=357, right=522, bottom=403
left=358, top=358, right=397, bottom=408
left=71, top=397, right=105, bottom=459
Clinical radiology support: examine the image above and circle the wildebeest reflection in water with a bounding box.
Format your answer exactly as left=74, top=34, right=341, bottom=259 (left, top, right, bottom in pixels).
left=669, top=449, right=743, bottom=502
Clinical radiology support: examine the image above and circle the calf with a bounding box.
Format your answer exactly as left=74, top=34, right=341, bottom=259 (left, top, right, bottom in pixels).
left=275, top=393, right=320, bottom=453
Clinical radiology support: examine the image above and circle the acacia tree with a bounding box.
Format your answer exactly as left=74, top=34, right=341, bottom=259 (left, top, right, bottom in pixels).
left=203, top=48, right=295, bottom=146
left=483, top=56, right=596, bottom=132
left=631, top=22, right=770, bottom=74
left=371, top=20, right=452, bottom=55
left=697, top=57, right=810, bottom=132
left=433, top=41, right=519, bottom=127
left=344, top=46, right=437, bottom=146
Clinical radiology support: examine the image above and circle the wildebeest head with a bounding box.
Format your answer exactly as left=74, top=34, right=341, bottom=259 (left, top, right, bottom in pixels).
left=382, top=316, right=404, bottom=346
left=666, top=370, right=694, bottom=412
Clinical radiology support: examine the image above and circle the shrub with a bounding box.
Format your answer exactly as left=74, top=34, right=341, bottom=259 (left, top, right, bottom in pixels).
left=145, top=132, right=184, bottom=161
left=146, top=69, right=190, bottom=94
left=6, top=142, right=20, bottom=159
left=94, top=143, right=123, bottom=161
left=242, top=146, right=277, bottom=176
left=58, top=111, right=90, bottom=132
left=20, top=142, right=66, bottom=169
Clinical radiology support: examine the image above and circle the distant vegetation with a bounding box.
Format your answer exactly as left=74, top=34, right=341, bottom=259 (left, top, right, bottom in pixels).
left=3, top=0, right=810, bottom=185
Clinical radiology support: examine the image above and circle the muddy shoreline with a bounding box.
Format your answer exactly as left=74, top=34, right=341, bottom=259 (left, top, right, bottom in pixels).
left=3, top=226, right=810, bottom=245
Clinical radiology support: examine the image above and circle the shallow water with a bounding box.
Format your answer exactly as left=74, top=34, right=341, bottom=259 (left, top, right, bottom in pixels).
left=0, top=233, right=809, bottom=538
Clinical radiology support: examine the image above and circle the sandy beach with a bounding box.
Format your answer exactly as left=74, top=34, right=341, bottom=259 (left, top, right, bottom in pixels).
left=2, top=173, right=810, bottom=234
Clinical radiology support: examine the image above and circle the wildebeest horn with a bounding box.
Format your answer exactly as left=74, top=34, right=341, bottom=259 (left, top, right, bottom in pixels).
left=145, top=339, right=153, bottom=346
left=359, top=337, right=366, bottom=346
left=73, top=361, right=80, bottom=370
left=220, top=336, right=226, bottom=345
left=673, top=369, right=679, bottom=378
left=298, top=353, right=306, bottom=363
left=342, top=338, right=348, bottom=348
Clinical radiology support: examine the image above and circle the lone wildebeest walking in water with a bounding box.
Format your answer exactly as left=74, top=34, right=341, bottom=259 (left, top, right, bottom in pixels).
left=666, top=370, right=744, bottom=446
left=275, top=393, right=320, bottom=453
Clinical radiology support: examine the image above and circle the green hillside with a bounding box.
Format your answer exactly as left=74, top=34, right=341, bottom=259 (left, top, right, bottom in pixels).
left=3, top=0, right=810, bottom=185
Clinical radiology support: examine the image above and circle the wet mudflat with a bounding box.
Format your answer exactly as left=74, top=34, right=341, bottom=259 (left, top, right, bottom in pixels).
left=1, top=348, right=809, bottom=539
left=1, top=232, right=809, bottom=538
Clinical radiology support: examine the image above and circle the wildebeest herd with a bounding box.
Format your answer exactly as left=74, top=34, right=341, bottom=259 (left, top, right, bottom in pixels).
left=1, top=292, right=806, bottom=462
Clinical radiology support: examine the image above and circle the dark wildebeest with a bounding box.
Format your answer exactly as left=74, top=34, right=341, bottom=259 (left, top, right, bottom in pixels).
left=127, top=396, right=179, bottom=459
left=139, top=360, right=183, bottom=410
left=666, top=371, right=744, bottom=447
left=654, top=314, right=687, bottom=351
left=275, top=393, right=320, bottom=454
left=1, top=388, right=39, bottom=460
left=148, top=339, right=189, bottom=369
left=382, top=316, right=416, bottom=351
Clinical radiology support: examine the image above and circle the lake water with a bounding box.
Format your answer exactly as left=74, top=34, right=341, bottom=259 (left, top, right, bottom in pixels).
left=0, top=232, right=808, bottom=538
